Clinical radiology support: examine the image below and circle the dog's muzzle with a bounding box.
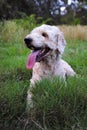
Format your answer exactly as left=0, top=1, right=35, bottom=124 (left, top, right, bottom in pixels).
left=24, top=37, right=52, bottom=69
left=24, top=37, right=42, bottom=50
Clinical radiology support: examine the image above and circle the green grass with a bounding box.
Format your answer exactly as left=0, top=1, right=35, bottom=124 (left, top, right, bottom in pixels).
left=0, top=41, right=31, bottom=130
left=30, top=77, right=87, bottom=130
left=0, top=25, right=87, bottom=130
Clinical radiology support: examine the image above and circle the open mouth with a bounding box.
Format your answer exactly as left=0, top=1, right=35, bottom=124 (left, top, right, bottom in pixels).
left=26, top=46, right=51, bottom=69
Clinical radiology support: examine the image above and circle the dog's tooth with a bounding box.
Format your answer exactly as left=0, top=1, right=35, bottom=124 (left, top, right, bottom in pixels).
left=42, top=50, right=44, bottom=53
left=42, top=49, right=45, bottom=53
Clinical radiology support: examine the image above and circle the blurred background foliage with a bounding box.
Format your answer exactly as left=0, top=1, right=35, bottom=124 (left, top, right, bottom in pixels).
left=0, top=0, right=87, bottom=25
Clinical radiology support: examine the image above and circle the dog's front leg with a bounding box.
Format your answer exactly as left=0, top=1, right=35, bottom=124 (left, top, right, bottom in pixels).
left=27, top=88, right=33, bottom=111
left=27, top=77, right=41, bottom=111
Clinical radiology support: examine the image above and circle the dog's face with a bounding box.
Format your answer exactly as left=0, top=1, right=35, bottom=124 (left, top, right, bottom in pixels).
left=24, top=24, right=66, bottom=69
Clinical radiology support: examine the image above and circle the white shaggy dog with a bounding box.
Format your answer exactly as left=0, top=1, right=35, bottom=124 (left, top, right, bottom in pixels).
left=24, top=24, right=75, bottom=107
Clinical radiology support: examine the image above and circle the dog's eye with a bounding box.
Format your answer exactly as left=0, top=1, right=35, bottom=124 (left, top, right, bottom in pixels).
left=42, top=32, right=48, bottom=38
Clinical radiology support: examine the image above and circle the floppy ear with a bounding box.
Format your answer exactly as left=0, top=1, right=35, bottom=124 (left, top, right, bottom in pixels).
left=56, top=32, right=66, bottom=55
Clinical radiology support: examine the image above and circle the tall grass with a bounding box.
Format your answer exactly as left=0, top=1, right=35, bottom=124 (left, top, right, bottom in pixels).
left=0, top=19, right=87, bottom=44
left=0, top=15, right=51, bottom=44
left=59, top=25, right=87, bottom=41
left=0, top=21, right=26, bottom=43
left=28, top=77, right=87, bottom=130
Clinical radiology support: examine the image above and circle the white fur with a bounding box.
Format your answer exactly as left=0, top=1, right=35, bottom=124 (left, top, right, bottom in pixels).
left=25, top=24, right=75, bottom=108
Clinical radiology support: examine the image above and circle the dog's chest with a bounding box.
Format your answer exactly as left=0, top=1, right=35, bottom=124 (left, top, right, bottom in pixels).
left=32, top=60, right=67, bottom=83
left=43, top=64, right=55, bottom=76
left=34, top=62, right=56, bottom=78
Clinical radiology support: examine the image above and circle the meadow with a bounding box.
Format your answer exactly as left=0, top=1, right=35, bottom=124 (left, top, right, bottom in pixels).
left=0, top=18, right=87, bottom=130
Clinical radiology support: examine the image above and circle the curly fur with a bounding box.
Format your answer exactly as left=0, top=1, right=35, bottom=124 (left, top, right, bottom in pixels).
left=24, top=24, right=75, bottom=108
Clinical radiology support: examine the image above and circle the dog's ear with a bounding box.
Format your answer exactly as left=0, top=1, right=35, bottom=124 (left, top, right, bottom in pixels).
left=56, top=32, right=66, bottom=55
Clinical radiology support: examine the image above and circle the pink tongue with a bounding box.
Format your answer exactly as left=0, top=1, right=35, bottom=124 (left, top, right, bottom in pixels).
left=26, top=51, right=40, bottom=69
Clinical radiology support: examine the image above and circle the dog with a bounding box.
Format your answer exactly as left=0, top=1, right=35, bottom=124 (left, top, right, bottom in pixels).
left=24, top=24, right=75, bottom=108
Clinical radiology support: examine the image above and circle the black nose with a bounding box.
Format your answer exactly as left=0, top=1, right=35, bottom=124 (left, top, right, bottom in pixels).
left=24, top=38, right=33, bottom=44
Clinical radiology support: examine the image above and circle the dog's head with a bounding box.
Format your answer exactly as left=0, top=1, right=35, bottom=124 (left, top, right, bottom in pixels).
left=24, top=24, right=66, bottom=69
